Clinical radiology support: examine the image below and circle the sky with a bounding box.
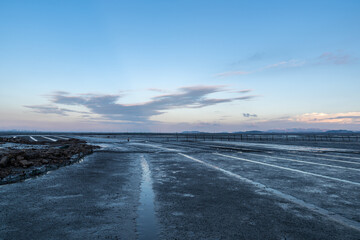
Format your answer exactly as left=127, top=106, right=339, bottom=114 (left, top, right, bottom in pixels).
left=0, top=0, right=360, bottom=132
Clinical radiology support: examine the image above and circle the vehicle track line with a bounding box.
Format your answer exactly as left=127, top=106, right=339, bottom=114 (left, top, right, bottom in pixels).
left=190, top=141, right=360, bottom=165
left=311, top=153, right=360, bottom=161
left=41, top=136, right=57, bottom=142
left=29, top=136, right=38, bottom=142
left=245, top=153, right=360, bottom=172
left=280, top=152, right=360, bottom=165
left=179, top=153, right=360, bottom=232
left=214, top=153, right=360, bottom=186
left=203, top=141, right=360, bottom=159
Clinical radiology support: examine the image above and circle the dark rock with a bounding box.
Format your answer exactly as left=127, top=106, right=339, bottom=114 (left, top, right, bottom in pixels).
left=19, top=160, right=33, bottom=168
left=0, top=156, right=10, bottom=168
left=46, top=149, right=55, bottom=154
left=10, top=158, right=16, bottom=165
left=24, top=151, right=39, bottom=159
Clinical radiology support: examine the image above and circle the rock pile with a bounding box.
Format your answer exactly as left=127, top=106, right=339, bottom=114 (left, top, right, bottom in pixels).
left=0, top=137, right=33, bottom=144
left=0, top=138, right=99, bottom=183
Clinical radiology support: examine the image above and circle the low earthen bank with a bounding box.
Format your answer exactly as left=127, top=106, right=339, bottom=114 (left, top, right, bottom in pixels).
left=0, top=137, right=99, bottom=184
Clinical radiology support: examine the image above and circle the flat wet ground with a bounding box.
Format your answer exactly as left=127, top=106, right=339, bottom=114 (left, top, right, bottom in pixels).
left=1, top=135, right=360, bottom=239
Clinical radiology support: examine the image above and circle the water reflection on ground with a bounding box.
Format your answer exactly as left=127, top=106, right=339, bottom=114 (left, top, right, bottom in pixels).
left=137, top=155, right=159, bottom=240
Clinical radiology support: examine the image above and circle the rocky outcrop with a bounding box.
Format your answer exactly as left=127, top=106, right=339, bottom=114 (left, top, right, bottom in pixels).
left=0, top=138, right=99, bottom=184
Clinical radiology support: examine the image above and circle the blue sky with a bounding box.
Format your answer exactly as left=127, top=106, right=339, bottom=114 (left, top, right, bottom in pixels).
left=1, top=0, right=359, bottom=132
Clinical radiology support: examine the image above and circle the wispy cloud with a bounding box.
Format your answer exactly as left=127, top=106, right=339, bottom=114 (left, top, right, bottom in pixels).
left=235, top=89, right=252, bottom=94
left=318, top=52, right=357, bottom=65
left=261, top=59, right=305, bottom=70
left=147, top=88, right=168, bottom=93
left=24, top=105, right=88, bottom=116
left=216, top=51, right=356, bottom=78
left=247, top=52, right=265, bottom=61
left=243, top=113, right=257, bottom=118
left=215, top=71, right=251, bottom=78
left=215, top=59, right=304, bottom=78
left=231, top=52, right=266, bottom=66
left=290, top=112, right=360, bottom=124
left=25, top=86, right=256, bottom=124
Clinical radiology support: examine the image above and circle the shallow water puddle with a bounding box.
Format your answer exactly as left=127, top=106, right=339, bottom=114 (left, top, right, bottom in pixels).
left=137, top=155, right=159, bottom=240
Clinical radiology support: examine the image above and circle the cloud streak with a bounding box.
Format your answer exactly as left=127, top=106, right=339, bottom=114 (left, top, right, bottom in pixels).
left=216, top=51, right=356, bottom=78
left=235, top=89, right=252, bottom=94
left=261, top=59, right=305, bottom=70
left=214, top=71, right=251, bottom=78
left=290, top=112, right=360, bottom=124
left=25, top=105, right=88, bottom=116
left=319, top=52, right=357, bottom=65
left=26, top=86, right=256, bottom=124
left=243, top=113, right=257, bottom=118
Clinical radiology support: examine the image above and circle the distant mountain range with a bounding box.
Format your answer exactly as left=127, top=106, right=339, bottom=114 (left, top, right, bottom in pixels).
left=324, top=130, right=356, bottom=133
left=182, top=129, right=360, bottom=134
left=1, top=129, right=359, bottom=134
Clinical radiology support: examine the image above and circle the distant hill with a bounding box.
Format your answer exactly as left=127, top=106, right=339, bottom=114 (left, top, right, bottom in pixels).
left=266, top=128, right=325, bottom=133
left=232, top=129, right=359, bottom=134
left=181, top=131, right=204, bottom=134
left=325, top=130, right=354, bottom=134
left=234, top=130, right=264, bottom=134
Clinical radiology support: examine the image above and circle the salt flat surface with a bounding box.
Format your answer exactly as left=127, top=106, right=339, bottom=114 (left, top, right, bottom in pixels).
left=1, top=135, right=359, bottom=239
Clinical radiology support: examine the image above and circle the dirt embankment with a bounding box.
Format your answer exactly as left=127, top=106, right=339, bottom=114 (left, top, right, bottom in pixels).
left=0, top=137, right=99, bottom=184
